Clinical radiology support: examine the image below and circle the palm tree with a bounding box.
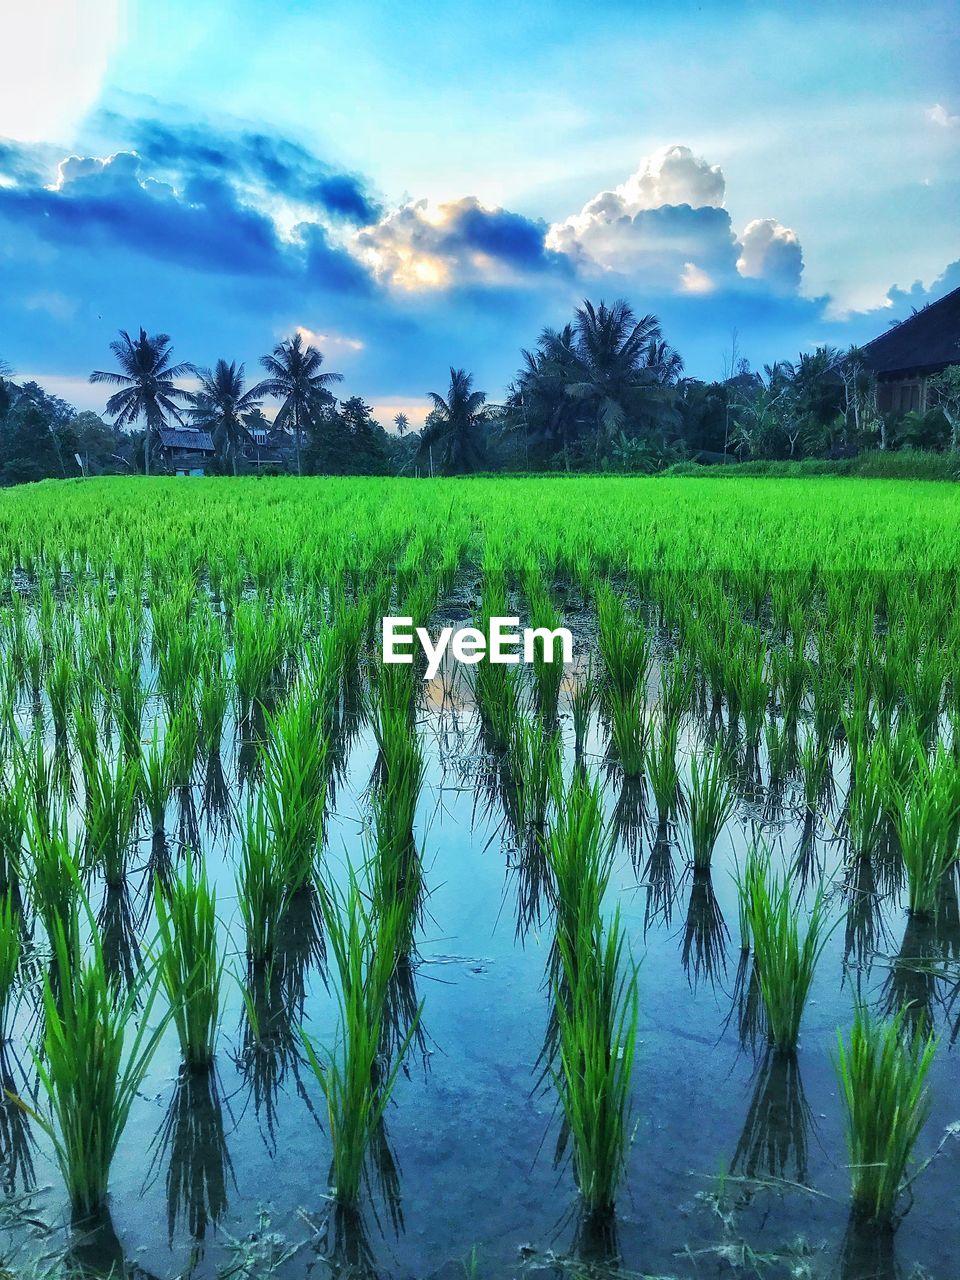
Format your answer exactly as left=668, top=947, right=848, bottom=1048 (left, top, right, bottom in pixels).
left=89, top=330, right=194, bottom=476
left=251, top=333, right=342, bottom=476
left=643, top=338, right=685, bottom=387
left=189, top=360, right=263, bottom=475
left=563, top=300, right=674, bottom=448
left=418, top=369, right=488, bottom=474
left=393, top=412, right=410, bottom=437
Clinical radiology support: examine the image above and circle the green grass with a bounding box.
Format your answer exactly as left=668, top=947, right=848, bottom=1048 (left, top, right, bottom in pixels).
left=836, top=1007, right=937, bottom=1226
left=154, top=857, right=223, bottom=1070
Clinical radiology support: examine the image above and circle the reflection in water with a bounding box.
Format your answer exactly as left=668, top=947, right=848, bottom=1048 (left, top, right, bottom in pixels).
left=726, top=950, right=767, bottom=1053
left=641, top=833, right=678, bottom=933
left=839, top=1211, right=899, bottom=1280
left=314, top=1202, right=381, bottom=1279
left=66, top=1205, right=164, bottom=1279
left=149, top=1069, right=235, bottom=1243
left=730, top=1050, right=812, bottom=1186
left=0, top=1044, right=36, bottom=1193
left=200, top=748, right=232, bottom=837
left=843, top=853, right=888, bottom=994
left=681, top=870, right=729, bottom=989
left=611, top=776, right=646, bottom=869
left=884, top=889, right=960, bottom=1038
left=97, top=884, right=142, bottom=995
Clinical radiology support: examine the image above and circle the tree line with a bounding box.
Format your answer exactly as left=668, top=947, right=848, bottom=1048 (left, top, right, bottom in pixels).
left=1, top=298, right=958, bottom=483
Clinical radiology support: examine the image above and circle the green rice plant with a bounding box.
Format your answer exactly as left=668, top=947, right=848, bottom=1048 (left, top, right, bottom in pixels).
left=0, top=889, right=22, bottom=1040
left=25, top=806, right=82, bottom=953
left=740, top=846, right=833, bottom=1053
left=370, top=708, right=426, bottom=956
left=596, top=582, right=649, bottom=709
left=893, top=753, right=960, bottom=919
left=607, top=686, right=646, bottom=779
left=505, top=716, right=560, bottom=836
left=682, top=746, right=735, bottom=872
left=83, top=754, right=139, bottom=888
left=798, top=729, right=830, bottom=817
left=154, top=857, right=223, bottom=1069
left=261, top=692, right=329, bottom=892
left=138, top=724, right=173, bottom=835
left=545, top=766, right=613, bottom=951
left=237, top=794, right=290, bottom=967
left=114, top=659, right=149, bottom=756
left=846, top=742, right=888, bottom=863
left=198, top=665, right=230, bottom=756
left=46, top=646, right=76, bottom=741
left=301, top=872, right=420, bottom=1205
left=552, top=900, right=638, bottom=1216
left=0, top=775, right=28, bottom=894
left=20, top=901, right=167, bottom=1217
left=165, top=702, right=200, bottom=789
left=835, top=1006, right=936, bottom=1226
left=570, top=662, right=599, bottom=760
left=644, top=711, right=682, bottom=830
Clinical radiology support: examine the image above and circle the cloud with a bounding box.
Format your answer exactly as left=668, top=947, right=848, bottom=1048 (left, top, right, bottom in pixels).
left=353, top=196, right=567, bottom=290
left=101, top=115, right=382, bottom=223
left=737, top=218, right=804, bottom=291
left=926, top=104, right=960, bottom=128
left=546, top=145, right=803, bottom=296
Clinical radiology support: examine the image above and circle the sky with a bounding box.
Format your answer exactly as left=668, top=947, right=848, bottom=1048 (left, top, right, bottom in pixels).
left=0, top=0, right=957, bottom=427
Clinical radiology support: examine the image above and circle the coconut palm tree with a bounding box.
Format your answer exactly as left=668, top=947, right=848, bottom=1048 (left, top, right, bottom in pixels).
left=393, top=412, right=410, bottom=437
left=89, top=330, right=194, bottom=476
left=418, top=369, right=488, bottom=474
left=563, top=299, right=666, bottom=440
left=189, top=360, right=263, bottom=475
left=251, top=334, right=342, bottom=476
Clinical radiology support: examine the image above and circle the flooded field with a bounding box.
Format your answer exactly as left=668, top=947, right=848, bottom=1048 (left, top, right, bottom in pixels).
left=0, top=476, right=959, bottom=1280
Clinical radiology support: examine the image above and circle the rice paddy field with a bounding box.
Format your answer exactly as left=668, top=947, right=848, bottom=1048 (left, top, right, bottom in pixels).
left=2, top=474, right=960, bottom=1280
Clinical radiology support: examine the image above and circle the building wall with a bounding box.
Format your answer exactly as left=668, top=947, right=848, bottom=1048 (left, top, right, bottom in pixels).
left=877, top=376, right=927, bottom=415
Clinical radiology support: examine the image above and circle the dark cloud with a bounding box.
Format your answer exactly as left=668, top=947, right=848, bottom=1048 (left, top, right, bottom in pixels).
left=97, top=113, right=382, bottom=223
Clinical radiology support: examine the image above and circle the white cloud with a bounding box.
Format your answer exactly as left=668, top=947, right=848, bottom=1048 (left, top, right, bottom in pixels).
left=0, top=0, right=123, bottom=144
left=294, top=325, right=364, bottom=355
left=545, top=146, right=803, bottom=295
left=736, top=218, right=804, bottom=290
left=925, top=104, right=960, bottom=128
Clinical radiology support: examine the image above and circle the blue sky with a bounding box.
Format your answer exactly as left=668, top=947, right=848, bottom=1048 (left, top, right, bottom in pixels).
left=0, top=0, right=957, bottom=425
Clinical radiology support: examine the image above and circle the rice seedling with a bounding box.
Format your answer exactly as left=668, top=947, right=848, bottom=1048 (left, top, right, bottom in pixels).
left=570, top=662, right=599, bottom=761
left=83, top=753, right=139, bottom=888
left=261, top=692, right=329, bottom=892
left=138, top=724, right=173, bottom=836
left=370, top=707, right=425, bottom=957
left=644, top=711, right=682, bottom=832
left=237, top=796, right=290, bottom=967
left=835, top=1006, right=936, bottom=1227
left=154, top=857, right=223, bottom=1069
left=301, top=871, right=420, bottom=1205
left=505, top=716, right=560, bottom=837
left=607, top=686, right=646, bottom=779
left=682, top=745, right=735, bottom=872
left=740, top=846, right=833, bottom=1054
left=20, top=902, right=167, bottom=1218
left=0, top=890, right=22, bottom=1041
left=893, top=751, right=960, bottom=919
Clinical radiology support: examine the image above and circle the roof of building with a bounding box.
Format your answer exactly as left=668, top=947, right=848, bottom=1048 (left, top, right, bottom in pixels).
left=159, top=427, right=215, bottom=452
left=861, top=285, right=960, bottom=378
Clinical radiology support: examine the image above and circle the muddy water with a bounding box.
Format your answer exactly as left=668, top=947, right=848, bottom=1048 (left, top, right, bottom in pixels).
left=4, top=661, right=960, bottom=1280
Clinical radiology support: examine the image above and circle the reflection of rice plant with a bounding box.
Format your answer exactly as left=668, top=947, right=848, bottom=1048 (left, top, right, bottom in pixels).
left=155, top=858, right=223, bottom=1070
left=836, top=1006, right=936, bottom=1227
left=302, top=873, right=420, bottom=1205
left=683, top=746, right=735, bottom=872
left=24, top=905, right=167, bottom=1217
left=740, top=846, right=831, bottom=1054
